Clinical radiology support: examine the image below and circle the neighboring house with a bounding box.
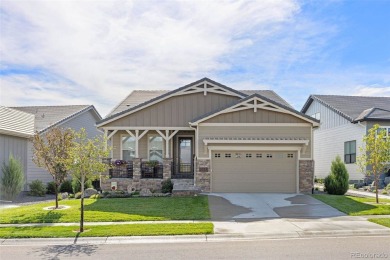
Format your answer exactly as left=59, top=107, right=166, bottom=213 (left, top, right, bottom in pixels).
left=301, top=95, right=390, bottom=181
left=0, top=106, right=35, bottom=190
left=4, top=105, right=102, bottom=190
left=97, top=78, right=319, bottom=193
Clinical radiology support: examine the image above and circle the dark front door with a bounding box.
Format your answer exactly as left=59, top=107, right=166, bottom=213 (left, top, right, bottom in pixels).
left=173, top=137, right=194, bottom=178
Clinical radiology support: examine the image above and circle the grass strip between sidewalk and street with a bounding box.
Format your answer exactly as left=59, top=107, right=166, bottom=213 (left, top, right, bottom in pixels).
left=0, top=196, right=210, bottom=224
left=312, top=195, right=390, bottom=215
left=0, top=223, right=214, bottom=238
left=368, top=218, right=390, bottom=228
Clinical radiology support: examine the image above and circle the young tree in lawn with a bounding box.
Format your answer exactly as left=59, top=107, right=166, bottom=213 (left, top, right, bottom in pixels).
left=66, top=128, right=109, bottom=232
left=32, top=127, right=75, bottom=209
left=357, top=124, right=390, bottom=203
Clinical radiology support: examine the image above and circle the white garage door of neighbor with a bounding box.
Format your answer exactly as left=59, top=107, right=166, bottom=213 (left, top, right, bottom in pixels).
left=212, top=151, right=297, bottom=193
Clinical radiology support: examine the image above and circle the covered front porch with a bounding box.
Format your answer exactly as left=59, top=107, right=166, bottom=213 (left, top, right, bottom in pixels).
left=100, top=127, right=196, bottom=192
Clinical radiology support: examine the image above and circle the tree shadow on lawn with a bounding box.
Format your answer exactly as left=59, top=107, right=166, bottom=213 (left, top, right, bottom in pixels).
left=30, top=244, right=99, bottom=260
left=83, top=197, right=210, bottom=221
left=9, top=210, right=64, bottom=224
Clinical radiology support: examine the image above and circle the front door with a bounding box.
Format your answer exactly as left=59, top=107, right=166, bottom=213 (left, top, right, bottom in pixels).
left=173, top=137, right=194, bottom=178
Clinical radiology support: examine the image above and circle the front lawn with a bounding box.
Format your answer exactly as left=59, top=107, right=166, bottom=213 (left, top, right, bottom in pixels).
left=368, top=218, right=390, bottom=228
left=0, top=196, right=210, bottom=224
left=312, top=195, right=390, bottom=215
left=0, top=223, right=214, bottom=238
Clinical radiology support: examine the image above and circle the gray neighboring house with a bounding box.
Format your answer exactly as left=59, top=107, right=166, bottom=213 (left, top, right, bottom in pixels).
left=301, top=95, right=390, bottom=181
left=2, top=105, right=102, bottom=190
left=97, top=78, right=319, bottom=194
left=0, top=106, right=35, bottom=190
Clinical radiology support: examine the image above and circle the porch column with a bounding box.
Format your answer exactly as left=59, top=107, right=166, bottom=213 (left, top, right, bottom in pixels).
left=163, top=158, right=173, bottom=180
left=132, top=158, right=142, bottom=190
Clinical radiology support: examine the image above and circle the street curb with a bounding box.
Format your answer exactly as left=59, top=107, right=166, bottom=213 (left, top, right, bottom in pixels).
left=1, top=229, right=390, bottom=245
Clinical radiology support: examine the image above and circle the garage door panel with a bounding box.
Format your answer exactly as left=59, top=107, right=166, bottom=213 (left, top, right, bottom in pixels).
left=212, top=151, right=296, bottom=193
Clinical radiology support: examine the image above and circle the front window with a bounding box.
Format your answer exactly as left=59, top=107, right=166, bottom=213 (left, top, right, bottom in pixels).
left=149, top=135, right=163, bottom=162
left=344, top=140, right=356, bottom=164
left=122, top=136, right=135, bottom=161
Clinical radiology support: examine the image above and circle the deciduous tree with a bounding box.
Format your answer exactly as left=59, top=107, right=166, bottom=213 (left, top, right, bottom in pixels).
left=65, top=128, right=109, bottom=232
left=32, top=127, right=75, bottom=208
left=357, top=124, right=390, bottom=203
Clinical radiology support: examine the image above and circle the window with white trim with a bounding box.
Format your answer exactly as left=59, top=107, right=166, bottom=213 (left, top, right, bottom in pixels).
left=287, top=153, right=294, bottom=158
left=256, top=153, right=262, bottom=158
left=225, top=153, right=231, bottom=158
left=246, top=153, right=252, bottom=158
left=149, top=135, right=163, bottom=162
left=311, top=112, right=320, bottom=120
left=266, top=154, right=273, bottom=158
left=344, top=140, right=356, bottom=164
left=122, top=136, right=135, bottom=161
left=215, top=153, right=221, bottom=158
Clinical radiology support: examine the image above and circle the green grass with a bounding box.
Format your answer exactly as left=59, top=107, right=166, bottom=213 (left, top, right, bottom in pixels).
left=0, top=223, right=214, bottom=238
left=312, top=194, right=390, bottom=216
left=368, top=218, right=390, bottom=228
left=0, top=196, right=210, bottom=224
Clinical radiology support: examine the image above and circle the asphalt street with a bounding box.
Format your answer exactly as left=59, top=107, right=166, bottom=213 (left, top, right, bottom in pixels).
left=1, top=236, right=389, bottom=260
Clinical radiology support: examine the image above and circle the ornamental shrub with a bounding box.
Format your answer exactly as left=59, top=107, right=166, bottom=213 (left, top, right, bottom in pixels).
left=46, top=181, right=56, bottom=194
left=29, top=180, right=46, bottom=196
left=0, top=155, right=25, bottom=200
left=161, top=178, right=173, bottom=193
left=324, top=156, right=349, bottom=195
left=60, top=179, right=73, bottom=193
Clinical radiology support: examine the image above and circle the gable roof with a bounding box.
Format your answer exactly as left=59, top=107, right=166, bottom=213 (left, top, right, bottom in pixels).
left=354, top=108, right=390, bottom=122
left=100, top=78, right=293, bottom=127
left=11, top=105, right=102, bottom=134
left=301, top=95, right=390, bottom=122
left=0, top=106, right=35, bottom=138
left=190, top=93, right=319, bottom=125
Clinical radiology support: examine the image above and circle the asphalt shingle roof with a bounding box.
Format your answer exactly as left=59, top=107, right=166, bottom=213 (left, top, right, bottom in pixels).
left=302, top=95, right=390, bottom=121
left=11, top=105, right=92, bottom=132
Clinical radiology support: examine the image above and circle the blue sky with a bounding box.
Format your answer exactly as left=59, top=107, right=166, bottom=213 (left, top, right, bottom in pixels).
left=1, top=0, right=389, bottom=116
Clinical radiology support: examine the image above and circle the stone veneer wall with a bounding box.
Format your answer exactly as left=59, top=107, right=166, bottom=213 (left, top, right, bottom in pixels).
left=101, top=158, right=173, bottom=192
left=299, top=160, right=314, bottom=194
left=195, top=159, right=211, bottom=192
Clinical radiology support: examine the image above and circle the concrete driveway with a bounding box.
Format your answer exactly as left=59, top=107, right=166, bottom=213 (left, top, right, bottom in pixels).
left=208, top=193, right=345, bottom=220
left=208, top=193, right=390, bottom=237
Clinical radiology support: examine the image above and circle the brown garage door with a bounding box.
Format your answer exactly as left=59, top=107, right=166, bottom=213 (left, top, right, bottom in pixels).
left=212, top=151, right=297, bottom=193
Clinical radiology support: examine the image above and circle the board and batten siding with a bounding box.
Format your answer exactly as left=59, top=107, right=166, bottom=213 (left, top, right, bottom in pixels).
left=197, top=125, right=312, bottom=159
left=305, top=99, right=350, bottom=130
left=203, top=108, right=306, bottom=124
left=312, top=120, right=366, bottom=180
left=25, top=109, right=102, bottom=188
left=0, top=134, right=29, bottom=190
left=104, top=92, right=240, bottom=127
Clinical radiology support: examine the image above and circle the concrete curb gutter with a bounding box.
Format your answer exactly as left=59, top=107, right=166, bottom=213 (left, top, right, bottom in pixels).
left=1, top=230, right=390, bottom=246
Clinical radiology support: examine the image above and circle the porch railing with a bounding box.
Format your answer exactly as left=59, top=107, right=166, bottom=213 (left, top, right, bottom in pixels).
left=171, top=163, right=194, bottom=179
left=141, top=161, right=163, bottom=179
left=109, top=161, right=133, bottom=178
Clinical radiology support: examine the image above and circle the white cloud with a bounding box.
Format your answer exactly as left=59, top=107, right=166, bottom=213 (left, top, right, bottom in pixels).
left=1, top=0, right=301, bottom=115
left=354, top=85, right=390, bottom=97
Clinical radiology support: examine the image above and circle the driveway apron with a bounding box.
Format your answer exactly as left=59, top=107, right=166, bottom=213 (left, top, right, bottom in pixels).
left=208, top=193, right=345, bottom=220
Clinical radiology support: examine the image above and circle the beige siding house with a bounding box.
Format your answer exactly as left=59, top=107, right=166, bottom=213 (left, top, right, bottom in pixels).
left=5, top=105, right=102, bottom=190
left=97, top=78, right=319, bottom=193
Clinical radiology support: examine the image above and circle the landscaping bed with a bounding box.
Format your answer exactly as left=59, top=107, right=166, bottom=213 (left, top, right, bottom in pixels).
left=0, top=196, right=210, bottom=224
left=0, top=223, right=214, bottom=238
left=312, top=194, right=390, bottom=215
